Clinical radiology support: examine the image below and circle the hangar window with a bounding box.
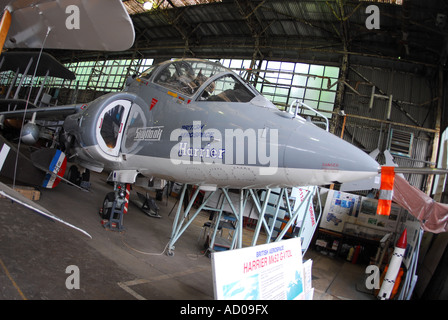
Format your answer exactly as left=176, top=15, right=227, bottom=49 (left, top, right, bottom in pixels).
left=198, top=74, right=255, bottom=103
left=220, top=59, right=339, bottom=118
left=56, top=58, right=154, bottom=92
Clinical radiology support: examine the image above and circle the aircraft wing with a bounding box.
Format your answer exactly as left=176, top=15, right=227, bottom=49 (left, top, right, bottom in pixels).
left=0, top=51, right=81, bottom=120
left=0, top=51, right=75, bottom=79
left=0, top=180, right=91, bottom=238
left=0, top=101, right=83, bottom=120
left=2, top=0, right=135, bottom=51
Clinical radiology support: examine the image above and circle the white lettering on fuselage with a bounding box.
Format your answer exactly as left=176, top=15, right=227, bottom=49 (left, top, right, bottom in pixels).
left=177, top=142, right=225, bottom=159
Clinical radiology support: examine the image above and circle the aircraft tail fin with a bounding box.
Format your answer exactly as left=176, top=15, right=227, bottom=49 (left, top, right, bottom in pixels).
left=30, top=148, right=89, bottom=191
left=31, top=148, right=67, bottom=189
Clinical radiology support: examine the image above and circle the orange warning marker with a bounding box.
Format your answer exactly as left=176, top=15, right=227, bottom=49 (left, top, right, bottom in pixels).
left=377, top=166, right=395, bottom=216
left=0, top=10, right=11, bottom=54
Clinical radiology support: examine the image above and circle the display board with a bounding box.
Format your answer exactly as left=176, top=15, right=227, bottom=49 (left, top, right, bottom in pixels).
left=319, top=189, right=361, bottom=233
left=319, top=189, right=402, bottom=240
left=356, top=197, right=401, bottom=232
left=212, top=238, right=310, bottom=300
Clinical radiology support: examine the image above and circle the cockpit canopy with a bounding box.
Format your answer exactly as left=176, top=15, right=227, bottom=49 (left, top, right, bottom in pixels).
left=140, top=59, right=259, bottom=103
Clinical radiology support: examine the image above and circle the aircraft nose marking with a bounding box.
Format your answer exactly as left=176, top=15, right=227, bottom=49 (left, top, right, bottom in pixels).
left=150, top=98, right=158, bottom=110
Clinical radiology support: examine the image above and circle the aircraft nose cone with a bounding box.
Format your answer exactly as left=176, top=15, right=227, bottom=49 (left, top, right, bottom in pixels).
left=283, top=122, right=379, bottom=185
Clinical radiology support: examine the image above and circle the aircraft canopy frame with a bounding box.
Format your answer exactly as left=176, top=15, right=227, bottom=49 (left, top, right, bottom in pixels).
left=141, top=59, right=259, bottom=103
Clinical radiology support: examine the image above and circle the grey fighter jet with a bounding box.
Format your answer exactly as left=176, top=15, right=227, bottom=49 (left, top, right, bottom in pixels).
left=0, top=58, right=382, bottom=236
left=3, top=56, right=448, bottom=243
left=1, top=58, right=382, bottom=197
left=60, top=58, right=380, bottom=190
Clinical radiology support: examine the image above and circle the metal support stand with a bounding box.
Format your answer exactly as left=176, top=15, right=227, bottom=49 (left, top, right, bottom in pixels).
left=166, top=183, right=322, bottom=257
left=167, top=184, right=217, bottom=256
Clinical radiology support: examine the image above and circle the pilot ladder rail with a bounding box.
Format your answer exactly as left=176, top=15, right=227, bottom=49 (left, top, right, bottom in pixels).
left=290, top=99, right=329, bottom=132
left=166, top=184, right=322, bottom=256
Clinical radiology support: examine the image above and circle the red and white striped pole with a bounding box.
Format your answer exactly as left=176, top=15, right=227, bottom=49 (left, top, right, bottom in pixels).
left=123, top=183, right=131, bottom=214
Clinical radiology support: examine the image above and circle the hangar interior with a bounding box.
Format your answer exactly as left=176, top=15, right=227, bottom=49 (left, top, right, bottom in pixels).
left=1, top=0, right=448, bottom=301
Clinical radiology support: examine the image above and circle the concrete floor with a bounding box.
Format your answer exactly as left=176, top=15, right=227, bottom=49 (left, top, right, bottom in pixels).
left=0, top=171, right=375, bottom=300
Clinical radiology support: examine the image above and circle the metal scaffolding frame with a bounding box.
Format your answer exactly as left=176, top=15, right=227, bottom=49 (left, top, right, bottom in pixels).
left=166, top=184, right=322, bottom=256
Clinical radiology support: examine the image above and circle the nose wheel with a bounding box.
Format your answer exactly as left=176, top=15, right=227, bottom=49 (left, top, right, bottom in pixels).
left=100, top=192, right=116, bottom=220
